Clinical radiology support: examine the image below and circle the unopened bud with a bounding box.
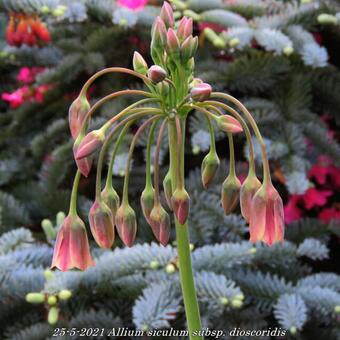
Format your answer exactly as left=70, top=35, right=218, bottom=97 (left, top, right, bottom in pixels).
left=201, top=150, right=220, bottom=188
left=249, top=247, right=257, bottom=254
left=171, top=188, right=190, bottom=225
left=149, top=260, right=160, bottom=269
left=165, top=263, right=176, bottom=274
left=47, top=295, right=57, bottom=306
left=151, top=17, right=167, bottom=52
left=73, top=133, right=93, bottom=177
left=220, top=297, right=229, bottom=305
left=68, top=95, right=90, bottom=139
left=26, top=292, right=45, bottom=304
left=177, top=17, right=193, bottom=41
left=229, top=38, right=240, bottom=48
left=149, top=203, right=171, bottom=246
left=41, top=219, right=56, bottom=240
left=101, top=184, right=120, bottom=222
left=115, top=204, right=137, bottom=247
left=240, top=171, right=261, bottom=222
left=189, top=78, right=203, bottom=88
left=133, top=51, right=148, bottom=74
left=140, top=186, right=155, bottom=223
left=44, top=269, right=54, bottom=281
left=221, top=174, right=241, bottom=214
left=147, top=65, right=167, bottom=83
left=89, top=200, right=115, bottom=248
left=48, top=306, right=59, bottom=325
left=166, top=28, right=180, bottom=57
left=160, top=2, right=174, bottom=28
left=234, top=293, right=244, bottom=300
left=216, top=115, right=243, bottom=134
left=181, top=35, right=198, bottom=61
left=190, top=83, right=212, bottom=102
left=156, top=81, right=170, bottom=96
left=317, top=13, right=337, bottom=25
left=283, top=46, right=294, bottom=56
left=163, top=172, right=173, bottom=210
left=75, top=129, right=105, bottom=160
left=231, top=299, right=243, bottom=308
left=56, top=211, right=66, bottom=226
left=58, top=290, right=72, bottom=300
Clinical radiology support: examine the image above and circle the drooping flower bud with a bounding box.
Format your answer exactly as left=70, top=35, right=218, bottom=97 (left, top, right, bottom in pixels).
left=221, top=174, right=241, bottom=214
left=147, top=65, right=167, bottom=83
left=163, top=171, right=173, bottom=210
left=51, top=214, right=95, bottom=271
left=166, top=28, right=180, bottom=57
left=26, top=292, right=45, bottom=304
left=73, top=134, right=93, bottom=177
left=249, top=182, right=284, bottom=246
left=101, top=184, right=120, bottom=222
left=177, top=16, right=193, bottom=41
left=140, top=186, right=155, bottom=223
left=160, top=2, right=174, bottom=28
left=89, top=200, right=115, bottom=248
left=181, top=35, right=198, bottom=61
left=216, top=115, right=243, bottom=134
left=75, top=129, right=105, bottom=160
left=240, top=171, right=261, bottom=222
left=201, top=150, right=220, bottom=188
left=68, top=94, right=90, bottom=139
left=149, top=203, right=170, bottom=246
left=171, top=188, right=190, bottom=224
left=133, top=51, right=148, bottom=74
left=115, top=204, right=137, bottom=247
left=190, top=83, right=212, bottom=102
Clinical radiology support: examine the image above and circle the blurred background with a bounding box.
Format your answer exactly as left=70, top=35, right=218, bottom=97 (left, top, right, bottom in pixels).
left=0, top=0, right=339, bottom=339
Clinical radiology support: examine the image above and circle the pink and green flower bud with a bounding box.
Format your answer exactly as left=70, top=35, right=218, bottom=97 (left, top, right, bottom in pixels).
left=201, top=150, right=220, bottom=188
left=156, top=81, right=170, bottom=96
left=171, top=188, right=190, bottom=224
left=133, top=51, right=148, bottom=74
left=181, top=35, right=198, bottom=61
left=51, top=214, right=95, bottom=271
left=189, top=77, right=203, bottom=88
left=101, top=184, right=120, bottom=222
left=149, top=203, right=170, bottom=246
left=163, top=171, right=173, bottom=210
left=160, top=2, right=174, bottom=28
left=216, top=115, right=243, bottom=134
left=68, top=95, right=90, bottom=140
left=89, top=200, right=115, bottom=248
left=115, top=204, right=137, bottom=247
left=75, top=129, right=105, bottom=160
left=147, top=65, right=167, bottom=83
left=221, top=174, right=241, bottom=214
left=73, top=134, right=93, bottom=177
left=177, top=17, right=193, bottom=41
left=166, top=28, right=180, bottom=58
left=249, top=182, right=284, bottom=246
left=151, top=17, right=167, bottom=51
left=240, top=171, right=261, bottom=222
left=190, top=83, right=212, bottom=102
left=26, top=292, right=45, bottom=304
left=140, top=186, right=155, bottom=223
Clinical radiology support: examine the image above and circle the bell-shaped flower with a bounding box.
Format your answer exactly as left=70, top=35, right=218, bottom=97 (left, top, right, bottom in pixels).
left=89, top=200, right=115, bottom=248
left=73, top=133, right=93, bottom=177
left=115, top=203, right=137, bottom=247
left=201, top=150, right=220, bottom=188
left=101, top=184, right=120, bottom=223
left=240, top=171, right=261, bottom=222
left=149, top=203, right=170, bottom=246
left=51, top=214, right=94, bottom=271
left=216, top=115, right=243, bottom=134
left=221, top=173, right=241, bottom=214
left=140, top=186, right=155, bottom=223
left=249, top=182, right=284, bottom=246
left=171, top=188, right=190, bottom=225
left=75, top=129, right=105, bottom=160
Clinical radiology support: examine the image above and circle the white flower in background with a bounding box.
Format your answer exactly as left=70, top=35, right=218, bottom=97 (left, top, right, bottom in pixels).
left=113, top=153, right=130, bottom=176
left=286, top=171, right=310, bottom=194
left=191, top=130, right=211, bottom=154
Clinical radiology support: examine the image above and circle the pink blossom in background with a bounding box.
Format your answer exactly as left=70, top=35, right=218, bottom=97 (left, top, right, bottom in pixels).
left=17, top=67, right=44, bottom=84
left=117, top=0, right=148, bottom=11
left=1, top=86, right=30, bottom=108
left=284, top=195, right=303, bottom=224
left=301, top=187, right=332, bottom=210
left=319, top=207, right=340, bottom=223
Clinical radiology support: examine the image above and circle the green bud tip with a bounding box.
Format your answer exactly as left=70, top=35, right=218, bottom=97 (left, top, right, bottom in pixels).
left=231, top=299, right=243, bottom=308
left=56, top=211, right=66, bottom=226
left=289, top=326, right=297, bottom=335
left=317, top=14, right=337, bottom=25
left=249, top=247, right=257, bottom=254
left=48, top=307, right=59, bottom=325
left=40, top=5, right=50, bottom=14
left=44, top=269, right=54, bottom=281
left=229, top=38, right=240, bottom=48
left=47, top=295, right=57, bottom=306
left=141, top=324, right=149, bottom=332
left=192, top=146, right=200, bottom=154
left=334, top=305, right=340, bottom=313
left=58, top=290, right=72, bottom=300
left=52, top=6, right=67, bottom=17
left=283, top=46, right=294, bottom=56
left=234, top=293, right=244, bottom=300
left=220, top=297, right=229, bottom=305
left=165, top=263, right=176, bottom=274
left=41, top=219, right=53, bottom=230
left=149, top=260, right=160, bottom=269
left=189, top=243, right=195, bottom=251
left=26, top=292, right=45, bottom=304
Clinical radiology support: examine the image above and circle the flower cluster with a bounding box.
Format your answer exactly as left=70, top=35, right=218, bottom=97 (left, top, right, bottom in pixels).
left=52, top=2, right=284, bottom=272
left=5, top=13, right=51, bottom=47
left=1, top=67, right=49, bottom=108
left=284, top=155, right=340, bottom=224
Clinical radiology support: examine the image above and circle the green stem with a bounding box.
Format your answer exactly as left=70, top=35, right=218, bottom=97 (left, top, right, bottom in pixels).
left=145, top=120, right=158, bottom=189
left=69, top=170, right=81, bottom=216
left=228, top=133, right=236, bottom=176
left=211, top=92, right=271, bottom=184
left=168, top=119, right=202, bottom=340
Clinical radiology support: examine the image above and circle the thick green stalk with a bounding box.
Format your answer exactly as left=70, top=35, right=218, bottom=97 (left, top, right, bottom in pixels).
left=168, top=119, right=202, bottom=340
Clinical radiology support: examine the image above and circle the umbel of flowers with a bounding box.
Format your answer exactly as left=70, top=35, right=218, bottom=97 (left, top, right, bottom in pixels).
left=51, top=3, right=284, bottom=338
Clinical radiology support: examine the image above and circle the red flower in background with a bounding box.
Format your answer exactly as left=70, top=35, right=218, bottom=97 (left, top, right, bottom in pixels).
left=284, top=195, right=303, bottom=224
left=319, top=207, right=340, bottom=223
left=302, top=187, right=332, bottom=210
left=117, top=0, right=148, bottom=11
